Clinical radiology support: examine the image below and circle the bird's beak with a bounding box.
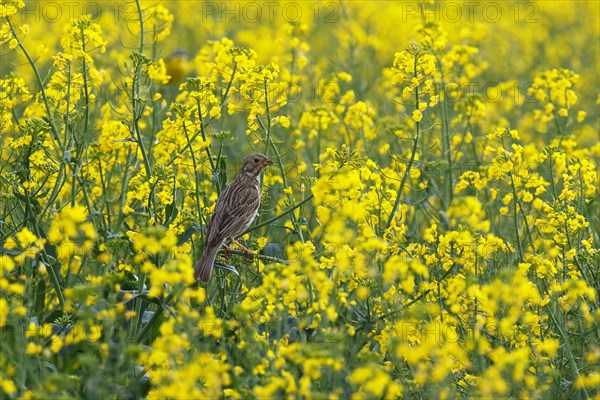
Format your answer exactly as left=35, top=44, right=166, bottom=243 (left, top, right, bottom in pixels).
left=262, top=158, right=273, bottom=167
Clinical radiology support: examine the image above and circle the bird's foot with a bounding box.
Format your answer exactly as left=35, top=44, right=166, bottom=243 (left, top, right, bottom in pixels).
left=231, top=239, right=255, bottom=262
left=231, top=238, right=252, bottom=254
left=221, top=244, right=233, bottom=259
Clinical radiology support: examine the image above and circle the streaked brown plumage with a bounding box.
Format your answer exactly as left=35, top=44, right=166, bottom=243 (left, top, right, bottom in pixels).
left=194, top=154, right=273, bottom=282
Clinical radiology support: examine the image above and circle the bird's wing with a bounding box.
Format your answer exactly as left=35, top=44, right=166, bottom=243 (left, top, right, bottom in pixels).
left=206, top=183, right=260, bottom=243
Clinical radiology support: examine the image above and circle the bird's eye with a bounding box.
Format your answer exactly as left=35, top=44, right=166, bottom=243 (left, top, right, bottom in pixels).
left=253, top=157, right=260, bottom=163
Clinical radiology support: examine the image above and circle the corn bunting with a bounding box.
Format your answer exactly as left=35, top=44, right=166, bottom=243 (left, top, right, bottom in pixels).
left=194, top=154, right=273, bottom=282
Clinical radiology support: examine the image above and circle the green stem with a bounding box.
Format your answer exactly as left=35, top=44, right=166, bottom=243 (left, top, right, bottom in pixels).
left=131, top=63, right=152, bottom=179
left=43, top=252, right=66, bottom=309
left=222, top=249, right=289, bottom=265
left=7, top=19, right=63, bottom=152
left=135, top=0, right=145, bottom=54
left=135, top=292, right=174, bottom=343
left=113, top=148, right=134, bottom=231
left=385, top=53, right=422, bottom=231
left=263, top=78, right=272, bottom=155
left=196, top=98, right=215, bottom=173
left=80, top=26, right=91, bottom=138
left=509, top=173, right=524, bottom=262
left=434, top=55, right=454, bottom=208
left=245, top=193, right=313, bottom=233
left=546, top=303, right=587, bottom=398
left=182, top=121, right=203, bottom=224
left=257, top=80, right=305, bottom=243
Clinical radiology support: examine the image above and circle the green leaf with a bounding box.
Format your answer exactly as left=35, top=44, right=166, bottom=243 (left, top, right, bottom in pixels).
left=214, top=262, right=239, bottom=277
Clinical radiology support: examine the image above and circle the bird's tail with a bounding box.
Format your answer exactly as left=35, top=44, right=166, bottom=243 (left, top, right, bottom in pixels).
left=194, top=247, right=218, bottom=282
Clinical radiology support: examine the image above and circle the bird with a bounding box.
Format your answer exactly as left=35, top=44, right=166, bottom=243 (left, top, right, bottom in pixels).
left=163, top=49, right=189, bottom=84
left=194, top=154, right=273, bottom=282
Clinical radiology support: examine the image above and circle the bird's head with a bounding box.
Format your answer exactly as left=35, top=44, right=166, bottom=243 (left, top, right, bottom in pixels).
left=239, top=154, right=273, bottom=178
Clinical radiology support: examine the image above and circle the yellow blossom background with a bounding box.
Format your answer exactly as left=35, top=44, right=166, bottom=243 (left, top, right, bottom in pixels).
left=1, top=0, right=599, bottom=398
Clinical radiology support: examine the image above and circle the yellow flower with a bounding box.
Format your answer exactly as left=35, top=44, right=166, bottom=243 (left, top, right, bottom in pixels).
left=412, top=110, right=423, bottom=122
left=279, top=115, right=291, bottom=127
left=15, top=227, right=37, bottom=246
left=0, top=379, right=16, bottom=396
left=25, top=342, right=42, bottom=355
left=49, top=336, right=63, bottom=354
left=257, top=237, right=268, bottom=248
left=355, top=285, right=369, bottom=300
